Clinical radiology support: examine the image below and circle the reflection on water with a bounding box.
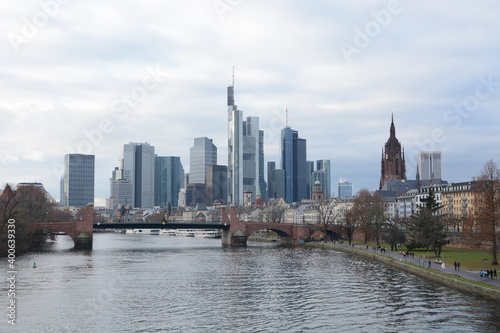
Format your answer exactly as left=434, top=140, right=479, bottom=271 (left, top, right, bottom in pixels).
left=6, top=234, right=500, bottom=333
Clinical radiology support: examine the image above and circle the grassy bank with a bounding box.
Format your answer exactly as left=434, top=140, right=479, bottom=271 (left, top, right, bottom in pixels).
left=349, top=241, right=498, bottom=272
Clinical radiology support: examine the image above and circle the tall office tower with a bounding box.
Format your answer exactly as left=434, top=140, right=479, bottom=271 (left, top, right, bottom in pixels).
left=267, top=162, right=286, bottom=200
left=62, top=154, right=95, bottom=207
left=258, top=130, right=268, bottom=202
left=207, top=165, right=227, bottom=204
left=242, top=116, right=260, bottom=204
left=306, top=161, right=314, bottom=200
left=337, top=178, right=353, bottom=198
left=227, top=83, right=243, bottom=206
left=267, top=162, right=277, bottom=199
left=281, top=127, right=307, bottom=203
left=416, top=151, right=442, bottom=182
left=60, top=176, right=65, bottom=206
left=155, top=156, right=184, bottom=207
left=380, top=115, right=406, bottom=190
left=189, top=137, right=217, bottom=184
left=316, top=159, right=331, bottom=198
left=111, top=142, right=155, bottom=208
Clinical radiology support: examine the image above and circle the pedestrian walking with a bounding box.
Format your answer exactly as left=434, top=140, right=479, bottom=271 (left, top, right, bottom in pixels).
left=494, top=269, right=497, bottom=278
left=480, top=270, right=484, bottom=280
left=454, top=261, right=457, bottom=271
left=457, top=261, right=461, bottom=271
left=428, top=260, right=431, bottom=268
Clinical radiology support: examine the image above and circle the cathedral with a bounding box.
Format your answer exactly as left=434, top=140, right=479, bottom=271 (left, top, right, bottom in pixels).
left=380, top=115, right=406, bottom=190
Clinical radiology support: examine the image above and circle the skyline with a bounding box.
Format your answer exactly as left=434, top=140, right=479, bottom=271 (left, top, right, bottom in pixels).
left=1, top=1, right=499, bottom=205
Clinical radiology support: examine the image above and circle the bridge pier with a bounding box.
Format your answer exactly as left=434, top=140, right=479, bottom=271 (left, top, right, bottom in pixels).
left=74, top=231, right=93, bottom=249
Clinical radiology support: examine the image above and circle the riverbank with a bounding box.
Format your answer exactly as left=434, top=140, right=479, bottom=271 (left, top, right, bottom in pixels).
left=304, top=242, right=500, bottom=302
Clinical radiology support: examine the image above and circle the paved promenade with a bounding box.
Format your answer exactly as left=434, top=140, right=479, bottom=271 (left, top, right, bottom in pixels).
left=333, top=242, right=500, bottom=288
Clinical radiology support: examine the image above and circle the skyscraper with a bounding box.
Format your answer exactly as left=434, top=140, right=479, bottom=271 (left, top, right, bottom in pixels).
left=206, top=165, right=227, bottom=204
left=189, top=137, right=217, bottom=184
left=155, top=156, right=184, bottom=207
left=380, top=115, right=406, bottom=190
left=62, top=154, right=95, bottom=207
left=416, top=151, right=442, bottom=182
left=316, top=159, right=331, bottom=198
left=227, top=84, right=243, bottom=206
left=281, top=127, right=307, bottom=203
left=110, top=142, right=155, bottom=209
left=227, top=80, right=261, bottom=206
left=337, top=178, right=353, bottom=198
left=242, top=116, right=260, bottom=203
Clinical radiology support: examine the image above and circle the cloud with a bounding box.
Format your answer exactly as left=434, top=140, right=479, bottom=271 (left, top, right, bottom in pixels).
left=1, top=0, right=499, bottom=202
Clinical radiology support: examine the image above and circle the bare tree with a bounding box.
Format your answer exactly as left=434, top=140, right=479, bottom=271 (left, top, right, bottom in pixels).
left=472, top=160, right=500, bottom=265
left=260, top=204, right=285, bottom=223
left=352, top=189, right=387, bottom=245
left=340, top=207, right=357, bottom=245
left=316, top=198, right=343, bottom=242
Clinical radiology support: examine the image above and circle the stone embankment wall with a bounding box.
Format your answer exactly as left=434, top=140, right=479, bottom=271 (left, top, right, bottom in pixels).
left=305, top=242, right=500, bottom=302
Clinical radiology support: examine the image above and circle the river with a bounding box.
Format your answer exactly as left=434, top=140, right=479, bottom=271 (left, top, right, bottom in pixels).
left=3, top=233, right=499, bottom=332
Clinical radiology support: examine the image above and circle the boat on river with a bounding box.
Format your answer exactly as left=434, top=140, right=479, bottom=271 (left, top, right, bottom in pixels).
left=160, top=229, right=220, bottom=238
left=125, top=229, right=160, bottom=235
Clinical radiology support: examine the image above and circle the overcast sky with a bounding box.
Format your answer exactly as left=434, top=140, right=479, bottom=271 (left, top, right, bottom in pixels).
left=1, top=0, right=499, bottom=205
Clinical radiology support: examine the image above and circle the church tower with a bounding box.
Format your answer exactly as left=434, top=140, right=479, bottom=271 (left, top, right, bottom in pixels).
left=379, top=115, right=406, bottom=190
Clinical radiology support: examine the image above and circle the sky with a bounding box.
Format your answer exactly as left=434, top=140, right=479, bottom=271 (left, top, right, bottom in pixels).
left=1, top=0, right=499, bottom=206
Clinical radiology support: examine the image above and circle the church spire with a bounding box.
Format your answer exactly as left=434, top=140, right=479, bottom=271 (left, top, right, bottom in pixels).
left=390, top=113, right=396, bottom=138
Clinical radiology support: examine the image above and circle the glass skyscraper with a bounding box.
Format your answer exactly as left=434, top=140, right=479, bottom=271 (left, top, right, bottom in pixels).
left=189, top=137, right=217, bottom=184
left=155, top=156, right=184, bottom=207
left=280, top=127, right=307, bottom=203
left=63, top=153, right=95, bottom=207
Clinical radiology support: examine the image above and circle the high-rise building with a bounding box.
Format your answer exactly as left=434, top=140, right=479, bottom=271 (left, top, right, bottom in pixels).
left=380, top=115, right=406, bottom=190
left=227, top=84, right=243, bottom=206
left=337, top=178, right=353, bottom=198
left=189, top=137, right=217, bottom=184
left=281, top=127, right=307, bottom=203
left=207, top=165, right=227, bottom=204
left=110, top=142, right=155, bottom=209
left=227, top=81, right=260, bottom=206
left=267, top=162, right=285, bottom=200
left=306, top=161, right=314, bottom=199
left=62, top=154, right=95, bottom=207
left=155, top=156, right=184, bottom=207
left=316, top=159, right=331, bottom=198
left=416, top=151, right=442, bottom=182
left=242, top=116, right=260, bottom=204
left=258, top=130, right=268, bottom=202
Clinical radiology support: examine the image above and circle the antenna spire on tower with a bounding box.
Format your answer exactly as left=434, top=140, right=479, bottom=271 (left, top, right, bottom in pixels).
left=286, top=108, right=288, bottom=127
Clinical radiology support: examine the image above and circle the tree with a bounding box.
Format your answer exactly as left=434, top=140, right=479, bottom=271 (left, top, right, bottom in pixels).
left=1, top=184, right=58, bottom=255
left=472, top=160, right=500, bottom=265
left=316, top=198, right=343, bottom=242
left=382, top=219, right=406, bottom=251
left=340, top=207, right=357, bottom=245
left=406, top=187, right=449, bottom=256
left=259, top=204, right=285, bottom=223
left=352, top=189, right=387, bottom=245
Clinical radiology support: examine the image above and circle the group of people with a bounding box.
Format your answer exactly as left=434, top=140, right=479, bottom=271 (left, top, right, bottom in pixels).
left=479, top=269, right=497, bottom=280
left=453, top=261, right=461, bottom=271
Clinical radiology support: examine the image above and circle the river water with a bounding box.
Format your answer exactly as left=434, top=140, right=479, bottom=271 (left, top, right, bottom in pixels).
left=3, top=233, right=499, bottom=333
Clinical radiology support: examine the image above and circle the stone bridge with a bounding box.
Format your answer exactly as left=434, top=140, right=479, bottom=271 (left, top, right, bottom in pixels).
left=30, top=204, right=94, bottom=249
left=220, top=206, right=343, bottom=246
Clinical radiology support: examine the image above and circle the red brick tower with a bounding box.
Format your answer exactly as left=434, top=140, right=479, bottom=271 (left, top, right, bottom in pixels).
left=380, top=114, right=406, bottom=189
